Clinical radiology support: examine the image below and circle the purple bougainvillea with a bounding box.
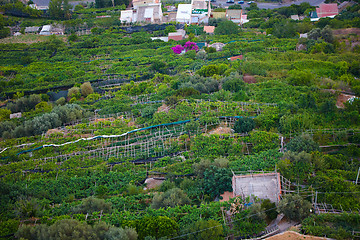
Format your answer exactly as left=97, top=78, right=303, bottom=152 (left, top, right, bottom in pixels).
left=171, top=45, right=184, bottom=54
left=184, top=41, right=198, bottom=52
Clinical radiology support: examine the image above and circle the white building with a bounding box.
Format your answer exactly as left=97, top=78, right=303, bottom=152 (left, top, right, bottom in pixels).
left=120, top=1, right=162, bottom=23
left=176, top=4, right=192, bottom=24
left=120, top=10, right=134, bottom=23
left=176, top=0, right=210, bottom=24
left=39, top=25, right=52, bottom=35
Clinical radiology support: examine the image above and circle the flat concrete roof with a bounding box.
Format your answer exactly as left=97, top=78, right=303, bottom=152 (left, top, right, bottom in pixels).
left=232, top=172, right=281, bottom=203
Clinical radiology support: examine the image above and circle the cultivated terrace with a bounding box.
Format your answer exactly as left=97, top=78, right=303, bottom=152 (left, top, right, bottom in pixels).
left=0, top=0, right=360, bottom=239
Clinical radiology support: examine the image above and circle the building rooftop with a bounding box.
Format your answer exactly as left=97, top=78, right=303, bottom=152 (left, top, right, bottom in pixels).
left=232, top=172, right=281, bottom=203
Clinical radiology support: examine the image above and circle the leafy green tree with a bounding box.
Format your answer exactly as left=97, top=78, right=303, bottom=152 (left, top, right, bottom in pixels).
left=278, top=194, right=312, bottom=221
left=0, top=108, right=11, bottom=121
left=234, top=117, right=256, bottom=133
left=187, top=219, right=223, bottom=240
left=81, top=82, right=94, bottom=97
left=287, top=69, right=313, bottom=86
left=164, top=25, right=176, bottom=35
left=202, top=166, right=232, bottom=199
left=214, top=21, right=239, bottom=35
left=286, top=134, right=319, bottom=153
left=228, top=4, right=242, bottom=9
left=249, top=131, right=279, bottom=153
left=14, top=197, right=46, bottom=219
left=49, top=0, right=71, bottom=20
left=0, top=219, right=19, bottom=238
left=261, top=199, right=278, bottom=221
left=151, top=188, right=191, bottom=209
left=272, top=20, right=296, bottom=38
left=104, top=226, right=138, bottom=240
left=71, top=196, right=112, bottom=214
left=68, top=86, right=81, bottom=99
left=0, top=14, right=10, bottom=39
left=126, top=216, right=178, bottom=240
left=222, top=73, right=245, bottom=92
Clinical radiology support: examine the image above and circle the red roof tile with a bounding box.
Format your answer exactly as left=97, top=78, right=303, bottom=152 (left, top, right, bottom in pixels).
left=316, top=3, right=338, bottom=18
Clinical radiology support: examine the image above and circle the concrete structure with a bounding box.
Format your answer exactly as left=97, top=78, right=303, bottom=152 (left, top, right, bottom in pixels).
left=204, top=25, right=215, bottom=34
left=232, top=172, right=282, bottom=203
left=120, top=0, right=162, bottom=24
left=311, top=3, right=339, bottom=21
left=226, top=9, right=248, bottom=24
left=168, top=29, right=186, bottom=41
left=151, top=36, right=168, bottom=42
left=39, top=25, right=52, bottom=35
left=25, top=26, right=40, bottom=33
left=120, top=10, right=134, bottom=23
left=162, top=11, right=177, bottom=23
left=208, top=42, right=226, bottom=51
left=210, top=11, right=226, bottom=19
left=10, top=112, right=22, bottom=119
left=176, top=4, right=192, bottom=24
left=290, top=14, right=299, bottom=20
left=176, top=0, right=210, bottom=24
left=132, top=0, right=160, bottom=7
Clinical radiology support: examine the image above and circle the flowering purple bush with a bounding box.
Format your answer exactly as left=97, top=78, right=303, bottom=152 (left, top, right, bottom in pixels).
left=184, top=41, right=198, bottom=52
left=171, top=45, right=184, bottom=54
left=171, top=42, right=199, bottom=54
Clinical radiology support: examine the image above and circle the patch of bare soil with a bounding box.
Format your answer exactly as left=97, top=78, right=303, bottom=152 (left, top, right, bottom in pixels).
left=94, top=117, right=115, bottom=122
left=332, top=28, right=360, bottom=36
left=209, top=126, right=232, bottom=135
left=336, top=93, right=354, bottom=108
left=266, top=231, right=328, bottom=240
left=45, top=129, right=64, bottom=137
left=144, top=178, right=165, bottom=190
left=157, top=103, right=169, bottom=113
left=243, top=74, right=257, bottom=84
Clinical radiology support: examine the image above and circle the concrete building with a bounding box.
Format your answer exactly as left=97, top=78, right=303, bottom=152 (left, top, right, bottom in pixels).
left=168, top=29, right=186, bottom=41
left=226, top=9, right=248, bottom=24
left=232, top=172, right=282, bottom=203
left=176, top=0, right=210, bottom=24
left=39, top=25, right=52, bottom=35
left=120, top=10, right=134, bottom=23
left=210, top=11, right=226, bottom=19
left=208, top=42, right=226, bottom=51
left=120, top=0, right=162, bottom=24
left=316, top=3, right=338, bottom=18
left=176, top=4, right=192, bottom=24
left=311, top=3, right=339, bottom=21
left=204, top=25, right=215, bottom=34
left=25, top=26, right=40, bottom=34
left=290, top=14, right=299, bottom=21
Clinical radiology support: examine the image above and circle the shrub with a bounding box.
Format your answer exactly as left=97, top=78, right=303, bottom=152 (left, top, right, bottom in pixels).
left=233, top=117, right=256, bottom=133
left=81, top=82, right=94, bottom=97
left=151, top=188, right=191, bottom=209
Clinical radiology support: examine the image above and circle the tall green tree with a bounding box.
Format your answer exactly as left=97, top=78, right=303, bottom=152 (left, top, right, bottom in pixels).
left=49, top=0, right=71, bottom=20
left=214, top=20, right=239, bottom=35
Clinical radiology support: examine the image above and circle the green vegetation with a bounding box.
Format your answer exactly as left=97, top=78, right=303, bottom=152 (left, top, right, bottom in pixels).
left=0, top=1, right=359, bottom=239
